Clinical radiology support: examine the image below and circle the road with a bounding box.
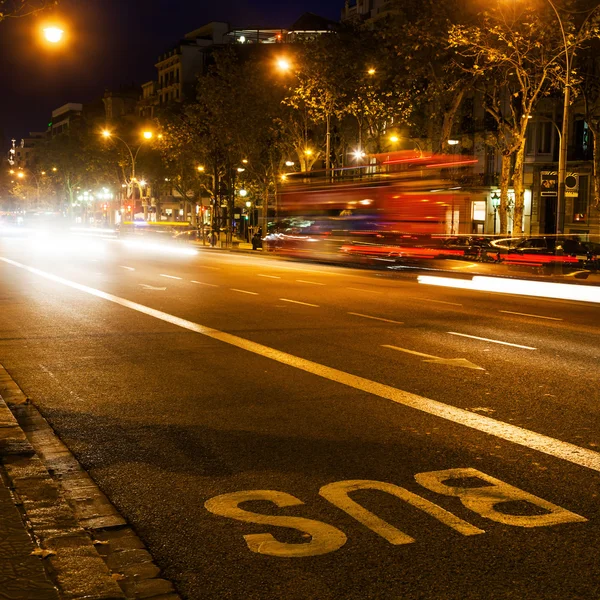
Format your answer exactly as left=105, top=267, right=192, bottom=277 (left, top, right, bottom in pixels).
left=0, top=233, right=599, bottom=599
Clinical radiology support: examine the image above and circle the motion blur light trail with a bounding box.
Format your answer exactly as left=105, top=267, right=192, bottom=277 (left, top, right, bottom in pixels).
left=121, top=239, right=198, bottom=257
left=418, top=275, right=600, bottom=304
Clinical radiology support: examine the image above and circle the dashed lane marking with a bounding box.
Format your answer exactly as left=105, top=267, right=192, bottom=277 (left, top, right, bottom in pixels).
left=407, top=296, right=463, bottom=307
left=447, top=331, right=537, bottom=350
left=279, top=298, right=319, bottom=307
left=119, top=266, right=135, bottom=271
left=191, top=280, right=219, bottom=287
left=348, top=312, right=403, bottom=325
left=499, top=310, right=562, bottom=321
left=231, top=288, right=259, bottom=295
left=160, top=274, right=182, bottom=280
left=257, top=274, right=281, bottom=279
left=3, top=256, right=600, bottom=473
left=347, top=287, right=383, bottom=294
left=297, top=280, right=326, bottom=286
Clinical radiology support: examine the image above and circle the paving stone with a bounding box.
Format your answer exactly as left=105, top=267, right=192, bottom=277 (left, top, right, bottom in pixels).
left=46, top=533, right=126, bottom=600
left=93, top=528, right=146, bottom=552
left=0, top=469, right=59, bottom=600
left=0, top=426, right=35, bottom=455
left=121, top=578, right=175, bottom=599
left=106, top=549, right=154, bottom=571
left=119, top=561, right=161, bottom=580
left=4, top=455, right=51, bottom=480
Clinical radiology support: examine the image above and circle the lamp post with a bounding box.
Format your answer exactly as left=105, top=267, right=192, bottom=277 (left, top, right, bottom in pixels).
left=491, top=191, right=501, bottom=235
left=542, top=0, right=600, bottom=234
left=102, top=130, right=153, bottom=222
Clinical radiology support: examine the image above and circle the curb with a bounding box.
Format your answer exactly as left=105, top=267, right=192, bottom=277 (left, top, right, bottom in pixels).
left=0, top=365, right=181, bottom=600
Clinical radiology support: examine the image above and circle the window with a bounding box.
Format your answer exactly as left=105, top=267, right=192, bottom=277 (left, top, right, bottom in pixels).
left=537, top=122, right=552, bottom=154
left=472, top=201, right=486, bottom=222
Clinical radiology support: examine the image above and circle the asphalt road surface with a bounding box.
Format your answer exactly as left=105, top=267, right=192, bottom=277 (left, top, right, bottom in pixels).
left=0, top=233, right=599, bottom=600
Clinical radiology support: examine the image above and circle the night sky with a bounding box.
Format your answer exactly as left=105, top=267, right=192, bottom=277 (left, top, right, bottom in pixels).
left=0, top=0, right=343, bottom=145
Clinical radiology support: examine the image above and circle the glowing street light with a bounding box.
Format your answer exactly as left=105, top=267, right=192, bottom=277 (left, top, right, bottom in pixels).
left=142, top=131, right=153, bottom=140
left=239, top=189, right=248, bottom=197
left=276, top=58, right=291, bottom=72
left=197, top=165, right=205, bottom=172
left=17, top=171, right=25, bottom=179
left=43, top=27, right=64, bottom=44
left=367, top=68, right=376, bottom=75
left=390, top=135, right=399, bottom=143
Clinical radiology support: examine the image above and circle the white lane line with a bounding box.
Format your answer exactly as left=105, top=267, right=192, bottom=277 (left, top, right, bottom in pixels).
left=4, top=255, right=600, bottom=473
left=347, top=287, right=383, bottom=294
left=198, top=266, right=221, bottom=270
left=447, top=331, right=537, bottom=350
left=257, top=274, right=281, bottom=279
left=348, top=312, right=404, bottom=325
left=499, top=310, right=563, bottom=321
left=296, top=279, right=326, bottom=286
left=119, top=266, right=135, bottom=271
left=408, top=296, right=463, bottom=307
left=231, top=288, right=259, bottom=295
left=160, top=274, right=182, bottom=280
left=191, top=280, right=218, bottom=288
left=279, top=298, right=319, bottom=307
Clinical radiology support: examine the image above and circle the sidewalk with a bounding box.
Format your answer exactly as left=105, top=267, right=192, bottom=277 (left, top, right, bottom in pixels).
left=0, top=366, right=180, bottom=600
left=0, top=469, right=59, bottom=599
left=0, top=396, right=59, bottom=599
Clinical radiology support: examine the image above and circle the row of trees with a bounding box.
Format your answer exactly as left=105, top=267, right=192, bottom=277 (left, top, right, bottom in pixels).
left=7, top=0, right=600, bottom=235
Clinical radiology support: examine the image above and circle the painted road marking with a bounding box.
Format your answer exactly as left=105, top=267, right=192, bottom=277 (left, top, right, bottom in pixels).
left=205, top=490, right=347, bottom=557
left=407, top=296, right=463, bottom=307
left=499, top=310, right=562, bottom=321
left=119, top=265, right=135, bottom=271
left=4, top=257, right=600, bottom=472
left=231, top=288, right=259, bottom=295
left=139, top=284, right=166, bottom=291
left=160, top=274, right=182, bottom=280
left=205, top=468, right=585, bottom=557
left=198, top=265, right=221, bottom=270
left=191, top=280, right=218, bottom=287
left=382, top=344, right=484, bottom=370
left=448, top=331, right=537, bottom=350
left=279, top=298, right=319, bottom=307
left=296, top=280, right=326, bottom=286
left=348, top=312, right=403, bottom=325
left=258, top=274, right=281, bottom=279
left=347, top=287, right=383, bottom=294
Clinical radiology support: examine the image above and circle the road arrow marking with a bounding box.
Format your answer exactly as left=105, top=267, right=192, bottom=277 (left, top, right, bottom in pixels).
left=382, top=345, right=484, bottom=370
left=139, top=284, right=167, bottom=290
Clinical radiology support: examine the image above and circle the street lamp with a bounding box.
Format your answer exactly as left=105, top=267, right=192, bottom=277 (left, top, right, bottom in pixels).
left=43, top=27, right=64, bottom=43
left=102, top=130, right=154, bottom=221
left=539, top=0, right=600, bottom=233
left=491, top=191, right=501, bottom=235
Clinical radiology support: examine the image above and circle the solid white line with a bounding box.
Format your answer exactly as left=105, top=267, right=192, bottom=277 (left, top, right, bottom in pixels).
left=296, top=279, right=326, bottom=286
left=348, top=312, right=403, bottom=325
left=160, top=274, right=182, bottom=280
left=347, top=287, right=383, bottom=294
left=499, top=310, right=563, bottom=321
left=119, top=266, right=135, bottom=271
left=279, top=298, right=319, bottom=307
left=231, top=288, right=259, bottom=295
left=257, top=274, right=281, bottom=279
left=5, top=256, right=600, bottom=473
left=448, top=331, right=537, bottom=350
left=191, top=280, right=218, bottom=288
left=408, top=296, right=463, bottom=307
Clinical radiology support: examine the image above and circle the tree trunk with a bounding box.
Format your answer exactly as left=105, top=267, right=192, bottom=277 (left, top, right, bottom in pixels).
left=590, top=122, right=600, bottom=211
left=439, top=88, right=465, bottom=153
left=499, top=152, right=512, bottom=235
left=511, top=136, right=527, bottom=236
